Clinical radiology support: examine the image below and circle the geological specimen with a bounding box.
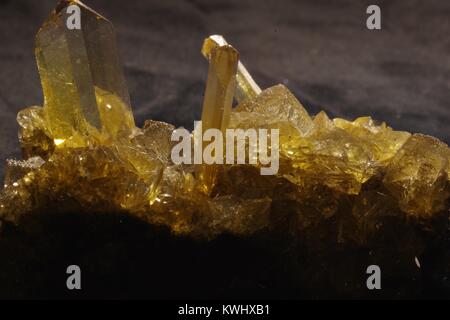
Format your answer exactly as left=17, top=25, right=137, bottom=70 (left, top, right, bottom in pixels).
left=0, top=0, right=449, bottom=297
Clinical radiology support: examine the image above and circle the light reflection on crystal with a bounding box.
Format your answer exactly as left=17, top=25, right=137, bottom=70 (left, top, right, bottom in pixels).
left=0, top=1, right=448, bottom=245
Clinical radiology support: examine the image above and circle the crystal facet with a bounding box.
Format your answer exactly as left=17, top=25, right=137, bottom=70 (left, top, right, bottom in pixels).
left=0, top=1, right=448, bottom=249
left=202, top=35, right=261, bottom=103
left=197, top=37, right=239, bottom=194
left=1, top=2, right=449, bottom=299
left=35, top=0, right=135, bottom=147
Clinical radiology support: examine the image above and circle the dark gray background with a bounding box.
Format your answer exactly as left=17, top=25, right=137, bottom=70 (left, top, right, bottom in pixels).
left=1, top=0, right=449, bottom=180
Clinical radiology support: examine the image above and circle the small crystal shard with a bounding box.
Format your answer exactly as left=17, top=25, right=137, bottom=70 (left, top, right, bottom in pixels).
left=4, top=157, right=45, bottom=188
left=383, top=134, right=449, bottom=217
left=230, top=84, right=314, bottom=136
left=17, top=106, right=54, bottom=159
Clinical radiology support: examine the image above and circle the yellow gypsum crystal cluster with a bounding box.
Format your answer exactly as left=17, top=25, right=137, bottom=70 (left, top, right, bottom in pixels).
left=0, top=0, right=449, bottom=244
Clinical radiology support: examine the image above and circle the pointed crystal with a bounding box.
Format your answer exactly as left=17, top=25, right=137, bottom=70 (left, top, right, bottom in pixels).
left=197, top=37, right=239, bottom=194
left=202, top=35, right=261, bottom=103
left=35, top=0, right=135, bottom=147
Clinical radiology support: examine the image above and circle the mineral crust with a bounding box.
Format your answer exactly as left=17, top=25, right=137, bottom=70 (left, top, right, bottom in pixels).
left=1, top=0, right=449, bottom=250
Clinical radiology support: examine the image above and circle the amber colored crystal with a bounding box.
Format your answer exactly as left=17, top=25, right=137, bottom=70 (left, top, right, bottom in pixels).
left=197, top=37, right=239, bottom=194
left=17, top=106, right=54, bottom=159
left=383, top=134, right=449, bottom=217
left=0, top=0, right=449, bottom=245
left=202, top=35, right=262, bottom=103
left=35, top=0, right=135, bottom=147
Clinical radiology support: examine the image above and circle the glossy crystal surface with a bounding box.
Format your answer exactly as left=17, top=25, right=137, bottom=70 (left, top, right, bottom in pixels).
left=0, top=2, right=449, bottom=244
left=35, top=0, right=135, bottom=147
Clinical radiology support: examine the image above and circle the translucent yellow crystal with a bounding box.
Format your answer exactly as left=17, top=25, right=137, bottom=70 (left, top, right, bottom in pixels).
left=4, top=157, right=45, bottom=189
left=230, top=84, right=314, bottom=136
left=17, top=106, right=54, bottom=159
left=1, top=19, right=450, bottom=245
left=197, top=37, right=239, bottom=194
left=202, top=35, right=261, bottom=102
left=35, top=0, right=135, bottom=147
left=383, top=134, right=449, bottom=216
